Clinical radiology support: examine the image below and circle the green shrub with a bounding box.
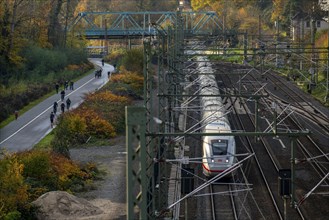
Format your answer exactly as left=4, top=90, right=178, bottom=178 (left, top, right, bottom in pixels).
left=63, top=48, right=88, bottom=64
left=19, top=151, right=58, bottom=191
left=105, top=48, right=125, bottom=67
left=51, top=113, right=88, bottom=157
left=21, top=45, right=88, bottom=75
left=0, top=154, right=29, bottom=219
left=121, top=48, right=144, bottom=73
left=4, top=211, right=21, bottom=220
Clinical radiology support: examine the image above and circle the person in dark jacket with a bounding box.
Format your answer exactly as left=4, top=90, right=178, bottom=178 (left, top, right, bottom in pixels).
left=64, top=80, right=69, bottom=90
left=14, top=110, right=19, bottom=120
left=53, top=102, right=58, bottom=114
left=50, top=111, right=55, bottom=128
left=60, top=90, right=65, bottom=101
left=66, top=98, right=71, bottom=110
left=60, top=102, right=65, bottom=113
left=69, top=81, right=74, bottom=90
left=55, top=83, right=60, bottom=94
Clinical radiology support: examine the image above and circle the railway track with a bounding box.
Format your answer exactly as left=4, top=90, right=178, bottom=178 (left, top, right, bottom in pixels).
left=216, top=62, right=311, bottom=219
left=257, top=69, right=329, bottom=184
left=213, top=73, right=280, bottom=219
left=265, top=70, right=329, bottom=134
left=227, top=61, right=328, bottom=219
left=257, top=68, right=329, bottom=218
left=209, top=182, right=237, bottom=220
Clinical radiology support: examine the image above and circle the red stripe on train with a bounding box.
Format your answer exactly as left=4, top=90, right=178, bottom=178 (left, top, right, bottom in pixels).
left=202, top=163, right=224, bottom=173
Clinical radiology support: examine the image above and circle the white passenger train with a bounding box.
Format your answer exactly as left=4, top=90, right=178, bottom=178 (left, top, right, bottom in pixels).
left=197, top=56, right=236, bottom=177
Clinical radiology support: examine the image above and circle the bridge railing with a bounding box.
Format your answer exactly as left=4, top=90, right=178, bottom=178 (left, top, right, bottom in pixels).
left=68, top=11, right=223, bottom=38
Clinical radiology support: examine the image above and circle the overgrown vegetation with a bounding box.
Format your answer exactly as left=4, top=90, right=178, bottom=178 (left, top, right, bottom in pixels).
left=51, top=92, right=131, bottom=156
left=0, top=150, right=101, bottom=219
left=104, top=47, right=144, bottom=74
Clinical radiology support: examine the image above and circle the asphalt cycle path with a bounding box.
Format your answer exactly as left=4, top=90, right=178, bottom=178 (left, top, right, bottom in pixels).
left=0, top=58, right=114, bottom=152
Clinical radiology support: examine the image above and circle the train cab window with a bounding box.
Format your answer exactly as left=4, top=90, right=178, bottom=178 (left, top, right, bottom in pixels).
left=211, top=139, right=228, bottom=155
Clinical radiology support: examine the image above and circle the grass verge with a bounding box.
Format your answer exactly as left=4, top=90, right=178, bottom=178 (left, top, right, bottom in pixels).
left=0, top=91, right=56, bottom=129
left=34, top=130, right=55, bottom=149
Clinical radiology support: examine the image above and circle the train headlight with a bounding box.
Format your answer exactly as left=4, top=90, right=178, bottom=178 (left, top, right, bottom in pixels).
left=225, top=157, right=229, bottom=163
left=211, top=158, right=214, bottom=163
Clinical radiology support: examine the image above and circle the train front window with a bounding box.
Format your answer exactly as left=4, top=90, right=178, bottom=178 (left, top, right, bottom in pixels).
left=211, top=139, right=228, bottom=155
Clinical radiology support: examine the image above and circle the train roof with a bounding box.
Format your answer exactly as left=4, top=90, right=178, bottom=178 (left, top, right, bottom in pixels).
left=202, top=111, right=229, bottom=124
left=204, top=121, right=231, bottom=132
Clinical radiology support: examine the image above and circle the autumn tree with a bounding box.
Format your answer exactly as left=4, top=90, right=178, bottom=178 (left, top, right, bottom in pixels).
left=191, top=0, right=264, bottom=32
left=48, top=0, right=64, bottom=47
left=0, top=0, right=31, bottom=66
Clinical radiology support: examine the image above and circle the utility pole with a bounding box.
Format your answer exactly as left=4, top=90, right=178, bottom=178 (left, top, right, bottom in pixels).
left=104, top=18, right=108, bottom=55
left=310, top=2, right=316, bottom=93
left=327, top=8, right=329, bottom=102
left=325, top=0, right=329, bottom=102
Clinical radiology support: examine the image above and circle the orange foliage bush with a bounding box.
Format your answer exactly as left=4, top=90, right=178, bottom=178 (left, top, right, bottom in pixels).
left=81, top=91, right=131, bottom=133
left=85, top=90, right=130, bottom=104
left=72, top=108, right=116, bottom=138
left=49, top=152, right=89, bottom=190
left=111, top=68, right=144, bottom=93
left=17, top=150, right=94, bottom=191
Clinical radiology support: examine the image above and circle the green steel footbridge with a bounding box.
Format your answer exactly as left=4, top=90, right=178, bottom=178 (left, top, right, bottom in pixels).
left=69, top=11, right=223, bottom=39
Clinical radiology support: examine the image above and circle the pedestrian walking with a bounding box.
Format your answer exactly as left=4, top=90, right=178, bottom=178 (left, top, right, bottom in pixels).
left=60, top=102, right=65, bottom=113
left=14, top=110, right=19, bottom=120
left=66, top=98, right=71, bottom=110
left=55, top=83, right=59, bottom=94
left=98, top=69, right=102, bottom=78
left=53, top=102, right=58, bottom=114
left=69, top=81, right=74, bottom=90
left=102, top=59, right=104, bottom=66
left=64, top=80, right=69, bottom=90
left=50, top=111, right=55, bottom=128
left=60, top=90, right=65, bottom=101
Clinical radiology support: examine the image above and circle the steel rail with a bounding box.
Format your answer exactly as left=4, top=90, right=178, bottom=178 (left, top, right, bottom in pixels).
left=223, top=74, right=284, bottom=220
left=243, top=65, right=314, bottom=219
left=210, top=185, right=216, bottom=220
left=267, top=71, right=329, bottom=132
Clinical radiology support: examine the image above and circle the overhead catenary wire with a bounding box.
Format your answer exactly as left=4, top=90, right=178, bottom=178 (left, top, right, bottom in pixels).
left=157, top=153, right=254, bottom=217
